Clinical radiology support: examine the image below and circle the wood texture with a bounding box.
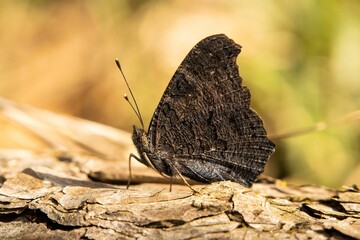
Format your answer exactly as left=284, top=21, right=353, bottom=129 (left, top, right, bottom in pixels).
left=0, top=150, right=359, bottom=239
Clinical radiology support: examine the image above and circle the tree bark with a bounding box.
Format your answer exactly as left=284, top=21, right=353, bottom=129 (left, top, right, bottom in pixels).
left=1, top=151, right=359, bottom=239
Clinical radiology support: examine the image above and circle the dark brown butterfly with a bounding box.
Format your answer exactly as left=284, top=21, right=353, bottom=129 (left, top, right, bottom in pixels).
left=118, top=34, right=275, bottom=188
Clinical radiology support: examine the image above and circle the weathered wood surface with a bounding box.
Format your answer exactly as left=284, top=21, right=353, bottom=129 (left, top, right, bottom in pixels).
left=1, top=98, right=360, bottom=239
left=0, top=151, right=359, bottom=240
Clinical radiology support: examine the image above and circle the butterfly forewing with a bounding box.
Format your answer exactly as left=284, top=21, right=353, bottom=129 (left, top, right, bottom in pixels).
left=137, top=34, right=275, bottom=187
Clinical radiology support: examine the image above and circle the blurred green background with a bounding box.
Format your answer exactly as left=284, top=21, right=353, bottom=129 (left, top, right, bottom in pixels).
left=1, top=0, right=359, bottom=187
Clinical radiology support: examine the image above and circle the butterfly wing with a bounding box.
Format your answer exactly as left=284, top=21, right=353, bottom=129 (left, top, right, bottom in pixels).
left=147, top=34, right=275, bottom=187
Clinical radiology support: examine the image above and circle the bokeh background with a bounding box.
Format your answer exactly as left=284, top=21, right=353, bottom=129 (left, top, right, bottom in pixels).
left=1, top=0, right=359, bottom=187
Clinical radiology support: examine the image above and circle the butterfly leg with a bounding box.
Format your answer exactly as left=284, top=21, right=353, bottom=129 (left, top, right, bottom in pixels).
left=127, top=153, right=141, bottom=189
left=173, top=166, right=198, bottom=193
left=169, top=176, right=173, bottom=192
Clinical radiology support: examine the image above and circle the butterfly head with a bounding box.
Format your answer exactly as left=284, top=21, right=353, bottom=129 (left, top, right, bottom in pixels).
left=132, top=125, right=149, bottom=148
left=131, top=125, right=152, bottom=166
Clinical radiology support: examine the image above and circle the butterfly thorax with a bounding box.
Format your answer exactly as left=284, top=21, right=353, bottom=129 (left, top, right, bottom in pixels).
left=132, top=126, right=173, bottom=177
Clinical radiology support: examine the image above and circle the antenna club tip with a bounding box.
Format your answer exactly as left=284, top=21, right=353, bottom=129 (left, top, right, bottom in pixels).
left=115, top=58, right=121, bottom=69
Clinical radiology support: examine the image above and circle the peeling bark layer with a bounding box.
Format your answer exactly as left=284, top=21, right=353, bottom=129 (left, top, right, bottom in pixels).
left=0, top=163, right=359, bottom=239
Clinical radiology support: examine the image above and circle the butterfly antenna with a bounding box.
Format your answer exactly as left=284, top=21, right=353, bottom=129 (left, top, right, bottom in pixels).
left=115, top=59, right=144, bottom=129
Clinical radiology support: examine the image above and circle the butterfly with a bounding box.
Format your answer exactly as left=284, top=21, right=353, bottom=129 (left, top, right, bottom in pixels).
left=118, top=34, right=275, bottom=188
